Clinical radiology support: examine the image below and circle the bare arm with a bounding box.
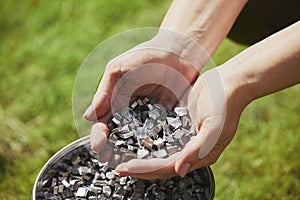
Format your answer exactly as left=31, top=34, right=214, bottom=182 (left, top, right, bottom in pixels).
left=219, top=20, right=300, bottom=105
left=160, top=0, right=247, bottom=56
left=115, top=21, right=300, bottom=179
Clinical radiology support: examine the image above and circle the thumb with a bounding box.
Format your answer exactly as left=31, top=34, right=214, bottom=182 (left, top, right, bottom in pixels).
left=84, top=66, right=121, bottom=121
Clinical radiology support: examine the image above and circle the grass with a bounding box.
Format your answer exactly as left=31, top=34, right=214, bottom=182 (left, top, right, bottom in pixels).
left=0, top=0, right=299, bottom=199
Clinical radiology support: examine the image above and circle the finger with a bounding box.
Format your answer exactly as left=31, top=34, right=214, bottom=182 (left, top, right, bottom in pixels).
left=108, top=153, right=121, bottom=169
left=188, top=148, right=222, bottom=172
left=84, top=64, right=122, bottom=121
left=90, top=122, right=109, bottom=153
left=175, top=118, right=223, bottom=177
left=174, top=134, right=203, bottom=177
left=115, top=157, right=176, bottom=180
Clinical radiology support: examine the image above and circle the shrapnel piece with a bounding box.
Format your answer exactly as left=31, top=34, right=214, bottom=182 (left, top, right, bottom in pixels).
left=174, top=106, right=188, bottom=117
left=76, top=187, right=88, bottom=197
left=166, top=116, right=182, bottom=131
left=137, top=148, right=150, bottom=159
left=142, top=136, right=154, bottom=149
left=153, top=138, right=164, bottom=149
left=153, top=149, right=168, bottom=158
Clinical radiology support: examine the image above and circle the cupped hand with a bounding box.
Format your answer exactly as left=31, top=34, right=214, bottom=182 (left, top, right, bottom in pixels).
left=114, top=67, right=252, bottom=179
left=83, top=34, right=202, bottom=168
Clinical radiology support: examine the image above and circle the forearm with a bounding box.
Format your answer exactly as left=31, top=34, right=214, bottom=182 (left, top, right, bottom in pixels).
left=219, top=21, right=300, bottom=105
left=160, top=0, right=247, bottom=56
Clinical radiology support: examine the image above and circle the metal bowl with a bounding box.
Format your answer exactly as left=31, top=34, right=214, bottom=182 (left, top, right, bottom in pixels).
left=32, top=136, right=215, bottom=199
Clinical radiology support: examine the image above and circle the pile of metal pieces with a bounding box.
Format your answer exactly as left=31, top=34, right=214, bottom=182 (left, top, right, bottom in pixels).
left=35, top=145, right=212, bottom=200
left=35, top=97, right=212, bottom=199
left=108, top=97, right=195, bottom=162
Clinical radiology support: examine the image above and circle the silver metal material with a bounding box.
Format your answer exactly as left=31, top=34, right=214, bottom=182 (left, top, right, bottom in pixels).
left=137, top=148, right=149, bottom=159
left=130, top=101, right=138, bottom=109
left=106, top=171, right=115, bottom=180
left=173, top=129, right=185, bottom=140
left=119, top=131, right=133, bottom=139
left=62, top=180, right=70, bottom=188
left=153, top=138, right=164, bottom=149
left=166, top=146, right=178, bottom=155
left=167, top=117, right=182, bottom=131
left=148, top=108, right=160, bottom=120
left=103, top=185, right=112, bottom=197
left=33, top=98, right=215, bottom=200
left=76, top=187, right=88, bottom=197
left=174, top=106, right=188, bottom=117
left=143, top=118, right=155, bottom=130
left=152, top=149, right=168, bottom=158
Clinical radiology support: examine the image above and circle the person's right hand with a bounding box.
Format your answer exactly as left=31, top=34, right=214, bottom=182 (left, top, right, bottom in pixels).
left=113, top=67, right=252, bottom=179
left=83, top=32, right=207, bottom=167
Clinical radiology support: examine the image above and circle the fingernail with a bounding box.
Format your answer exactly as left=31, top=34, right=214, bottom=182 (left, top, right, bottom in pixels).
left=114, top=170, right=121, bottom=177
left=83, top=105, right=94, bottom=118
left=178, top=162, right=191, bottom=178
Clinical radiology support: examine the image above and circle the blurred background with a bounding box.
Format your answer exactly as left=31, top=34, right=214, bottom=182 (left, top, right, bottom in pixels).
left=0, top=0, right=299, bottom=199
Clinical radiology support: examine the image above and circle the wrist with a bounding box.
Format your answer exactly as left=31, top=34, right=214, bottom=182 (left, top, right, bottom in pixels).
left=151, top=29, right=211, bottom=71
left=217, top=63, right=254, bottom=110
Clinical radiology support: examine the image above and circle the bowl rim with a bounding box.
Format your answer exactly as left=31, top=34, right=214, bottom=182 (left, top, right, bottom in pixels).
left=32, top=135, right=215, bottom=199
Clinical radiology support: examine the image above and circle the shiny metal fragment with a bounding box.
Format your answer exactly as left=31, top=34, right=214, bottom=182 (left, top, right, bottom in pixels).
left=119, top=131, right=133, bottom=139
left=153, top=138, right=164, bottom=149
left=166, top=145, right=178, bottom=155
left=148, top=108, right=160, bottom=120
left=153, top=149, right=168, bottom=158
left=115, top=140, right=126, bottom=147
left=106, top=171, right=115, bottom=180
left=143, top=118, right=155, bottom=130
left=142, top=136, right=154, bottom=149
left=103, top=185, right=112, bottom=197
left=167, top=117, right=182, bottom=131
left=174, top=106, right=188, bottom=117
left=76, top=187, right=88, bottom=197
left=130, top=101, right=138, bottom=109
left=148, top=124, right=162, bottom=139
left=62, top=180, right=70, bottom=188
left=137, top=148, right=150, bottom=159
left=119, top=177, right=127, bottom=185
left=173, top=129, right=185, bottom=140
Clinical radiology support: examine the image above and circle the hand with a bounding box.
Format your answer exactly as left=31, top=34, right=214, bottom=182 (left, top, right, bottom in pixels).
left=83, top=32, right=206, bottom=167
left=114, top=67, right=252, bottom=179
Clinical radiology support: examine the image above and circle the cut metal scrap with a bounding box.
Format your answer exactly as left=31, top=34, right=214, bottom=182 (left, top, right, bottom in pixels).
left=137, top=148, right=150, bottom=159
left=167, top=117, right=182, bottom=131
left=103, top=185, right=112, bottom=197
left=153, top=149, right=168, bottom=158
left=142, top=137, right=154, bottom=149
left=76, top=187, right=88, bottom=197
left=119, top=131, right=133, bottom=139
left=148, top=124, right=162, bottom=139
left=174, top=106, right=188, bottom=117
left=36, top=97, right=213, bottom=200
left=148, top=108, right=160, bottom=120
left=153, top=138, right=164, bottom=149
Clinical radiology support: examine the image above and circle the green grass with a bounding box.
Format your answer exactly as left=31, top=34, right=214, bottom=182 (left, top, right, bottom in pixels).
left=0, top=1, right=299, bottom=199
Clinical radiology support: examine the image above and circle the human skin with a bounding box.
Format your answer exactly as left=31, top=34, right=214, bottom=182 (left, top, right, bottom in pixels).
left=84, top=0, right=247, bottom=171
left=82, top=0, right=296, bottom=179
left=114, top=21, right=300, bottom=179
